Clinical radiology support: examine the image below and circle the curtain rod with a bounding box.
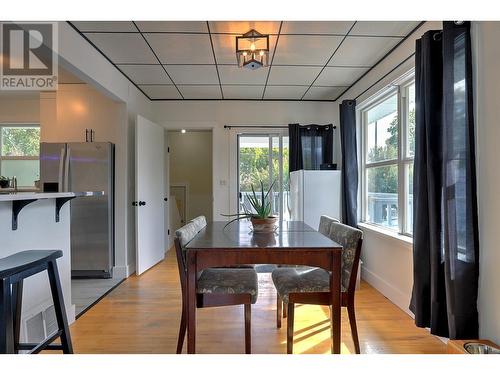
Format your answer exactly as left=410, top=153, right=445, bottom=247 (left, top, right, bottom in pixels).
left=224, top=125, right=336, bottom=130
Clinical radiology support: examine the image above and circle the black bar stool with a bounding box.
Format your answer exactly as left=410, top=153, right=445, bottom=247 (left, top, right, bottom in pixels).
left=0, top=250, right=73, bottom=354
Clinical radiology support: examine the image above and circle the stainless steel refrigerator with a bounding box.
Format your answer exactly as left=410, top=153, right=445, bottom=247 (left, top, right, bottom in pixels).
left=40, top=142, right=115, bottom=278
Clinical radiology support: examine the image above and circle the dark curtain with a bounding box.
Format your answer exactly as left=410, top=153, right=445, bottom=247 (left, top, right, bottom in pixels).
left=288, top=123, right=334, bottom=172
left=339, top=100, right=358, bottom=227
left=410, top=21, right=479, bottom=339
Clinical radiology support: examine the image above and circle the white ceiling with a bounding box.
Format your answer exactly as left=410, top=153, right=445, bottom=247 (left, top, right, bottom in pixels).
left=70, top=21, right=421, bottom=101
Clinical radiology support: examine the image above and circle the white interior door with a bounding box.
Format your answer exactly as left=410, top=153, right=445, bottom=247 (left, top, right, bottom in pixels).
left=135, top=115, right=166, bottom=275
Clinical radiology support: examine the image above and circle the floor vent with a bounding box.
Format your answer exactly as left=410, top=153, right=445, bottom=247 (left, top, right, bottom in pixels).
left=25, top=304, right=58, bottom=344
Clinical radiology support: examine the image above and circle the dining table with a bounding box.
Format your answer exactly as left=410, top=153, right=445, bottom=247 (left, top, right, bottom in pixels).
left=184, top=220, right=343, bottom=354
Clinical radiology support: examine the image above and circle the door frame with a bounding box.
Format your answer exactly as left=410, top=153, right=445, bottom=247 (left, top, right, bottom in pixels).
left=170, top=182, right=189, bottom=227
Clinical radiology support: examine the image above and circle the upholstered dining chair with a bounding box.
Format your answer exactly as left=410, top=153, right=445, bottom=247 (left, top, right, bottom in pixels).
left=276, top=215, right=340, bottom=327
left=174, top=221, right=258, bottom=354
left=272, top=221, right=363, bottom=354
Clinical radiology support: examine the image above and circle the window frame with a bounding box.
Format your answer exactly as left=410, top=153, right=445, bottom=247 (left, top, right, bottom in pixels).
left=359, top=73, right=415, bottom=236
left=0, top=123, right=41, bottom=188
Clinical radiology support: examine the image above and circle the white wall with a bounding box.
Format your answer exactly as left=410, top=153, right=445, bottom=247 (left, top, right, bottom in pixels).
left=0, top=94, right=40, bottom=123
left=152, top=101, right=338, bottom=221
left=472, top=21, right=500, bottom=344
left=332, top=21, right=442, bottom=315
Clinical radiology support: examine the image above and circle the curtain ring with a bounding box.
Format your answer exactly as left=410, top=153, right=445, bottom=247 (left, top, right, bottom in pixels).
left=454, top=21, right=464, bottom=25
left=433, top=32, right=442, bottom=41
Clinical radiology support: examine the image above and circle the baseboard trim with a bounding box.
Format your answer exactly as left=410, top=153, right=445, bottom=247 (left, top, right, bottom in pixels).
left=361, top=265, right=414, bottom=318
left=113, top=264, right=132, bottom=279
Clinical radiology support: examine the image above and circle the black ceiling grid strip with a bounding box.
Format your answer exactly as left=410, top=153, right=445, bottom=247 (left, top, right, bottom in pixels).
left=299, top=21, right=357, bottom=101
left=333, top=21, right=425, bottom=102
left=206, top=22, right=224, bottom=99
left=131, top=21, right=184, bottom=99
left=66, top=21, right=152, bottom=100
left=150, top=98, right=336, bottom=102
left=354, top=53, right=415, bottom=101
left=261, top=21, right=283, bottom=100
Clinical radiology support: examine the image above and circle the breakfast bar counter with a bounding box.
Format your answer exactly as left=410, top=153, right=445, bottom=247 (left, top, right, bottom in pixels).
left=0, top=191, right=103, bottom=342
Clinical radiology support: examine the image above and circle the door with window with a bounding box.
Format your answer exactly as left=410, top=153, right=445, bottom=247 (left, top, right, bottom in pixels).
left=237, top=134, right=289, bottom=221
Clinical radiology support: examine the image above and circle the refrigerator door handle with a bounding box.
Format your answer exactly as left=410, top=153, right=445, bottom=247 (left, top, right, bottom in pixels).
left=64, top=147, right=70, bottom=192
left=58, top=146, right=65, bottom=192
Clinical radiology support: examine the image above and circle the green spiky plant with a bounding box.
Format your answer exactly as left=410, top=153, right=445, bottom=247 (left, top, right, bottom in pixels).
left=222, top=180, right=276, bottom=228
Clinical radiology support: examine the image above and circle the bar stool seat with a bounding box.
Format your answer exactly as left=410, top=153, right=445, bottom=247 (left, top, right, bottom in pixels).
left=0, top=250, right=73, bottom=354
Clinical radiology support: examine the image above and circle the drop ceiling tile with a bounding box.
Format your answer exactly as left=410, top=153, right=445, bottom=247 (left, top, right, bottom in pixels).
left=139, top=85, right=182, bottom=99
left=264, top=86, right=309, bottom=100
left=178, top=85, right=222, bottom=99
left=350, top=21, right=421, bottom=36
left=267, top=66, right=321, bottom=86
left=165, top=65, right=219, bottom=84
left=84, top=33, right=157, bottom=64
left=218, top=65, right=269, bottom=85
left=135, top=21, right=208, bottom=33
left=222, top=85, right=264, bottom=99
left=212, top=34, right=278, bottom=65
left=118, top=65, right=172, bottom=84
left=72, top=21, right=137, bottom=32
left=144, top=34, right=214, bottom=64
left=281, top=21, right=355, bottom=35
left=209, top=21, right=281, bottom=35
left=303, top=86, right=348, bottom=100
left=328, top=36, right=402, bottom=67
left=273, top=35, right=343, bottom=65
left=315, top=67, right=368, bottom=86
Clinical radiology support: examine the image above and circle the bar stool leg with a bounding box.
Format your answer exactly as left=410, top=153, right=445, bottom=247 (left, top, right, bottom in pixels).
left=12, top=280, right=23, bottom=353
left=47, top=260, right=73, bottom=354
left=0, top=277, right=15, bottom=354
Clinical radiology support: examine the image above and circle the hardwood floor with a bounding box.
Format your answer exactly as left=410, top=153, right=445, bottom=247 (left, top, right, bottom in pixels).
left=69, top=250, right=446, bottom=354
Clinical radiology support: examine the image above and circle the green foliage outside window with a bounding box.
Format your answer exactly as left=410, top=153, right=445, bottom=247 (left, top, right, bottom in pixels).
left=239, top=147, right=289, bottom=192
left=1, top=127, right=40, bottom=156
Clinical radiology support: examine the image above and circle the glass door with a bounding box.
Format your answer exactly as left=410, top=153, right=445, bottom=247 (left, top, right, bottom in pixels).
left=238, top=134, right=289, bottom=220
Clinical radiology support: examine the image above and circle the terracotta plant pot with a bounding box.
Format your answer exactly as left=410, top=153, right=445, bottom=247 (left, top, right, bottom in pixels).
left=250, top=216, right=278, bottom=233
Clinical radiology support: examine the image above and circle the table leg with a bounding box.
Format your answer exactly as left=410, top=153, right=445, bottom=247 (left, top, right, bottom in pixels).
left=331, top=251, right=341, bottom=354
left=186, top=250, right=197, bottom=354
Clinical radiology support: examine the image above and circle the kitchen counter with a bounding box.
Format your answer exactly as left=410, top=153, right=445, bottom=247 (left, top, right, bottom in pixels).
left=0, top=190, right=104, bottom=342
left=0, top=190, right=104, bottom=201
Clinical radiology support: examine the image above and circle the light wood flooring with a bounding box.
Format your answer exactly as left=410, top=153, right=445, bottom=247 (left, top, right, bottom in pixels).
left=68, top=250, right=446, bottom=354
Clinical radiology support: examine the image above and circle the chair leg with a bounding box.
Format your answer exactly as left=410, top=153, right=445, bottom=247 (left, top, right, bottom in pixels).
left=176, top=297, right=187, bottom=354
left=286, top=303, right=294, bottom=354
left=347, top=303, right=360, bottom=354
left=12, top=280, right=23, bottom=353
left=0, top=277, right=14, bottom=354
left=276, top=295, right=282, bottom=329
left=47, top=260, right=73, bottom=354
left=244, top=304, right=251, bottom=354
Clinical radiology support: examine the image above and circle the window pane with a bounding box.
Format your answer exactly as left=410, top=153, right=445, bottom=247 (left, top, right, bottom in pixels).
left=366, top=165, right=398, bottom=229
left=406, top=162, right=414, bottom=234
left=365, top=94, right=398, bottom=163
left=1, top=127, right=40, bottom=156
left=406, top=84, right=415, bottom=157
left=1, top=160, right=39, bottom=187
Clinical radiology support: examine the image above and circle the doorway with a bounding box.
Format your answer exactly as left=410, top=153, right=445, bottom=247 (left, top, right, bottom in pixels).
left=237, top=134, right=290, bottom=221
left=170, top=184, right=187, bottom=231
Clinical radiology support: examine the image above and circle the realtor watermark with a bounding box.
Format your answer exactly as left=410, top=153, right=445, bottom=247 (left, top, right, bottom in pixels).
left=0, top=22, right=58, bottom=90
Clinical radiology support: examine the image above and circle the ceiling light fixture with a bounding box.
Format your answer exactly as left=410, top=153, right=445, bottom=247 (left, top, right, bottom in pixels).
left=236, top=29, right=269, bottom=70
left=181, top=129, right=186, bottom=133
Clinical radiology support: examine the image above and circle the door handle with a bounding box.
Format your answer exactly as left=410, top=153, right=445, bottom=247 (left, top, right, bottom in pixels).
left=139, top=201, right=146, bottom=206
left=164, top=197, right=168, bottom=202
left=132, top=201, right=138, bottom=206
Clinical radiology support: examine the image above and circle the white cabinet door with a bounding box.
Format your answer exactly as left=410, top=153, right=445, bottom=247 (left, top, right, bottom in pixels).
left=135, top=115, right=166, bottom=275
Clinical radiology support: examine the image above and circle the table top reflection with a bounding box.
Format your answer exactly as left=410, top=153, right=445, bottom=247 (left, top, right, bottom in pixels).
left=185, top=221, right=341, bottom=250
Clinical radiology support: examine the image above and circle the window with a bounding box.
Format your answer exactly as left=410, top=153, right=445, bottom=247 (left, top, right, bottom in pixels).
left=0, top=124, right=40, bottom=188
left=361, top=77, right=415, bottom=235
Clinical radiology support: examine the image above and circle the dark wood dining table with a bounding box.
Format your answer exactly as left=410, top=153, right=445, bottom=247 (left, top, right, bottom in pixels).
left=185, top=220, right=343, bottom=354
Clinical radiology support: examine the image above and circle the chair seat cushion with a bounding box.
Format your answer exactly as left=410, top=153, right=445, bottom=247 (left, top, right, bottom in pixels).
left=271, top=267, right=346, bottom=304
left=197, top=268, right=258, bottom=304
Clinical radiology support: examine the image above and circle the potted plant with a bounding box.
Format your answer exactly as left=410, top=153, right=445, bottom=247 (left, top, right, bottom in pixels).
left=0, top=176, right=10, bottom=189
left=223, top=180, right=278, bottom=233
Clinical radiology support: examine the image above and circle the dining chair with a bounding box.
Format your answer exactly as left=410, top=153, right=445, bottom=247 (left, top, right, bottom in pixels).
left=190, top=215, right=207, bottom=230
left=276, top=215, right=340, bottom=327
left=174, top=221, right=258, bottom=354
left=271, top=221, right=363, bottom=354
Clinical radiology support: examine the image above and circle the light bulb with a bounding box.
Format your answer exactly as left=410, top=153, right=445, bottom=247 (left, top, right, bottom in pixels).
left=250, top=42, right=256, bottom=51
left=181, top=129, right=186, bottom=134
left=242, top=51, right=247, bottom=56
left=259, top=50, right=264, bottom=56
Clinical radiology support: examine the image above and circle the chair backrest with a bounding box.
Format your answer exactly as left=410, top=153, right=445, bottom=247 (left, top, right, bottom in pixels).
left=190, top=216, right=207, bottom=232
left=318, top=215, right=340, bottom=236
left=328, top=222, right=363, bottom=292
